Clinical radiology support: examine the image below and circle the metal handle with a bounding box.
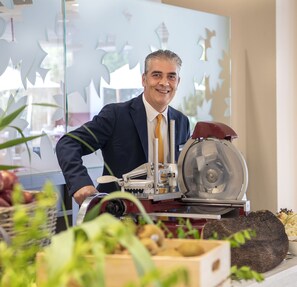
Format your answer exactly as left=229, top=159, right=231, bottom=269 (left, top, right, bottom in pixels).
left=170, top=119, right=175, bottom=163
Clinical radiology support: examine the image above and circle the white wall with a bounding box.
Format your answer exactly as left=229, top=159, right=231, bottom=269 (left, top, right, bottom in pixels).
left=163, top=0, right=297, bottom=213
left=276, top=0, right=297, bottom=211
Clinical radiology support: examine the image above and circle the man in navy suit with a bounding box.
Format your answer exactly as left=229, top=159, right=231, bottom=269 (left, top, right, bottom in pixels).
left=56, top=49, right=190, bottom=205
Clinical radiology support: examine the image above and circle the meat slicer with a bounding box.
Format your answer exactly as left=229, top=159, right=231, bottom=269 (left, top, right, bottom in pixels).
left=76, top=121, right=250, bottom=225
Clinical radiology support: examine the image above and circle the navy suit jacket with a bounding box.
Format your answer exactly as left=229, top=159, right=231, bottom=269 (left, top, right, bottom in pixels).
left=56, top=94, right=190, bottom=196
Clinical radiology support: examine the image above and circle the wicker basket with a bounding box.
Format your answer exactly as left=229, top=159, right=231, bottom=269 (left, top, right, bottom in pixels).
left=0, top=198, right=57, bottom=247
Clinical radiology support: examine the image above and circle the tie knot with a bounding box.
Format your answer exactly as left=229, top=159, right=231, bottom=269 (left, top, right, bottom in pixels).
left=157, top=114, right=163, bottom=122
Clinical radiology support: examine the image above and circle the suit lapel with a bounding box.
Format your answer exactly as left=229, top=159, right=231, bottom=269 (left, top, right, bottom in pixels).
left=130, top=95, right=149, bottom=160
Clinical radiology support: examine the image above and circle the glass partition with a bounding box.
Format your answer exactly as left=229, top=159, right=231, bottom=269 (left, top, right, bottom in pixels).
left=0, top=0, right=230, bottom=174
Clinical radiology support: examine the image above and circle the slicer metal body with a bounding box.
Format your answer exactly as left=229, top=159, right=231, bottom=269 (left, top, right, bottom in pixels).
left=77, top=121, right=250, bottom=225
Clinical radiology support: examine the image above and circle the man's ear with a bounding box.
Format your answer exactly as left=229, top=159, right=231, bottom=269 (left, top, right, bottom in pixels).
left=141, top=73, right=146, bottom=87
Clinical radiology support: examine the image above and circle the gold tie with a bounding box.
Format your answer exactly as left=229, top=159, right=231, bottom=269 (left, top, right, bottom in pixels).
left=155, top=114, right=164, bottom=163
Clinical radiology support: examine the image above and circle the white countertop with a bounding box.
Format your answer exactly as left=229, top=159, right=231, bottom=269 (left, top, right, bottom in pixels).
left=231, top=254, right=297, bottom=287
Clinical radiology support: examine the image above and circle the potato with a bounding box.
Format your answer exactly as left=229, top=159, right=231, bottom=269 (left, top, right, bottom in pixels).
left=140, top=238, right=159, bottom=255
left=175, top=242, right=205, bottom=257
left=137, top=224, right=165, bottom=247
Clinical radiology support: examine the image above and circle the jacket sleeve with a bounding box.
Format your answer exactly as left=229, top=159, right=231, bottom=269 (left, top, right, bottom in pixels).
left=55, top=104, right=116, bottom=196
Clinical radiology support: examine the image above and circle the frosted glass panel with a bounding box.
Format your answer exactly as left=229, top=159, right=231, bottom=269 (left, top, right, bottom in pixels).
left=64, top=0, right=230, bottom=132
left=0, top=0, right=230, bottom=174
left=0, top=0, right=63, bottom=172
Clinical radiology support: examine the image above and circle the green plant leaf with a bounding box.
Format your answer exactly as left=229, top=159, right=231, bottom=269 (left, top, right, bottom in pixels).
left=0, top=182, right=58, bottom=287
left=230, top=265, right=264, bottom=282
left=66, top=133, right=96, bottom=153
left=32, top=103, right=60, bottom=108
left=0, top=134, right=45, bottom=150
left=0, top=105, right=27, bottom=130
left=0, top=101, right=58, bottom=171
left=0, top=165, right=21, bottom=170
left=8, top=125, right=36, bottom=161
left=83, top=124, right=99, bottom=143
left=243, top=229, right=251, bottom=240
left=44, top=225, right=76, bottom=276
left=43, top=213, right=160, bottom=287
left=227, top=228, right=256, bottom=248
left=234, top=232, right=245, bottom=245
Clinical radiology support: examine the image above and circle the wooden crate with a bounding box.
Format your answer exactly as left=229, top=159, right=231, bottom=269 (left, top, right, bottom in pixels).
left=36, top=239, right=230, bottom=287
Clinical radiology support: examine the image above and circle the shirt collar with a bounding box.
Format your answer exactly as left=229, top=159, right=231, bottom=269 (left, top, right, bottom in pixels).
left=142, top=94, right=168, bottom=123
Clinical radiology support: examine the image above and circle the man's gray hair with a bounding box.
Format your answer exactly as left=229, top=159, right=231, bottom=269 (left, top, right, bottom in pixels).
left=144, top=49, right=182, bottom=74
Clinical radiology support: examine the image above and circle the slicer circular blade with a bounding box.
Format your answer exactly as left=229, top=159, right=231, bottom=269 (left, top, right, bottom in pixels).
left=178, top=138, right=248, bottom=201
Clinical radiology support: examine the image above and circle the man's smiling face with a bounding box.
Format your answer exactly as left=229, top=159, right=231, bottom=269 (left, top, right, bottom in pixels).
left=142, top=58, right=180, bottom=113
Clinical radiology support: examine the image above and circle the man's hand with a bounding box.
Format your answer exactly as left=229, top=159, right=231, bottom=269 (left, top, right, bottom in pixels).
left=73, top=185, right=97, bottom=205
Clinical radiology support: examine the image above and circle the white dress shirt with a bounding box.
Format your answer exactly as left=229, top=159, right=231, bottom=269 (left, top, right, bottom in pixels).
left=142, top=94, right=169, bottom=163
